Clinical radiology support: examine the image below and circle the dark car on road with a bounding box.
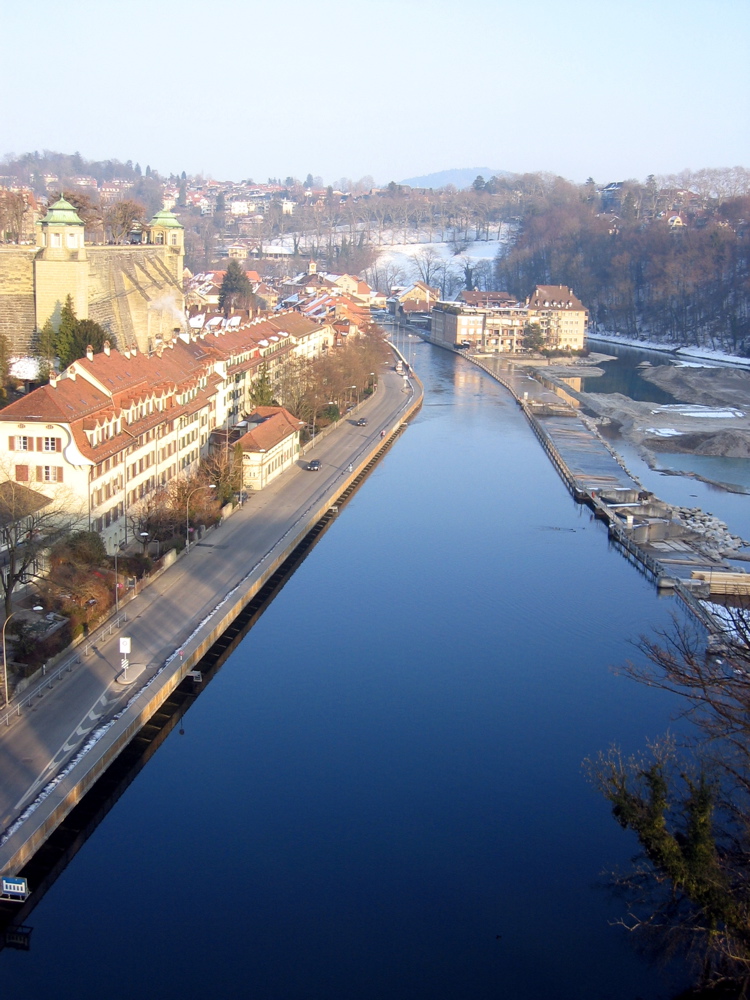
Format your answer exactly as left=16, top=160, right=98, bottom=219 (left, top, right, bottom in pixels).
left=356, top=417, right=368, bottom=426
left=307, top=459, right=321, bottom=471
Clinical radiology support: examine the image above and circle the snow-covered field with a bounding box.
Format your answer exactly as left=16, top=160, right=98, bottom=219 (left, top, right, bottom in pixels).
left=374, top=235, right=506, bottom=272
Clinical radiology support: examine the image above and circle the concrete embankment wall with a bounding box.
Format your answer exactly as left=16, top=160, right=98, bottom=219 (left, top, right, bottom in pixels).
left=462, top=353, right=723, bottom=635
left=0, top=383, right=423, bottom=877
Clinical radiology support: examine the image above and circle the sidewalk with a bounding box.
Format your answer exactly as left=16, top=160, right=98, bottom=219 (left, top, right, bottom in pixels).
left=0, top=367, right=422, bottom=875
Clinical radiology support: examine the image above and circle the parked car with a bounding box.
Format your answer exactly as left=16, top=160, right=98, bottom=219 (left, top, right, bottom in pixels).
left=356, top=417, right=368, bottom=426
left=307, top=459, right=321, bottom=471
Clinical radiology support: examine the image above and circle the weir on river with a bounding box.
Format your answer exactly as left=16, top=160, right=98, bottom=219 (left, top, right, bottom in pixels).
left=452, top=348, right=748, bottom=616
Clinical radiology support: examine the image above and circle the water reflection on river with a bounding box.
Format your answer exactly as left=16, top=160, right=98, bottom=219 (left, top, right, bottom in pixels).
left=4, top=343, right=698, bottom=999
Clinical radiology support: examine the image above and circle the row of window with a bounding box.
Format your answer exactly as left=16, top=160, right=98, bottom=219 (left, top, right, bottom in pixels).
left=9, top=436, right=61, bottom=453
left=15, top=465, right=63, bottom=483
left=93, top=503, right=124, bottom=533
left=93, top=478, right=123, bottom=507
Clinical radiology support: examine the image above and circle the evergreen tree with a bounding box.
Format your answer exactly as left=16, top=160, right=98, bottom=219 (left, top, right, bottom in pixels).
left=55, top=295, right=79, bottom=369
left=218, top=259, right=252, bottom=316
left=249, top=364, right=275, bottom=406
left=35, top=318, right=57, bottom=380
left=76, top=319, right=108, bottom=356
left=54, top=296, right=109, bottom=368
left=0, top=333, right=9, bottom=401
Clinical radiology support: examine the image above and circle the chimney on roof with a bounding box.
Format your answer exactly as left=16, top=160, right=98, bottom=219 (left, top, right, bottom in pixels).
left=86, top=344, right=94, bottom=361
left=131, top=344, right=137, bottom=356
left=49, top=371, right=58, bottom=388
left=103, top=340, right=111, bottom=357
left=122, top=348, right=131, bottom=359
left=68, top=365, right=76, bottom=382
left=179, top=331, right=190, bottom=344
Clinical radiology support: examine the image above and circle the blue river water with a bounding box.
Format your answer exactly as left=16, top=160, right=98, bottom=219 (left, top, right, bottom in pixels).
left=3, top=342, right=716, bottom=999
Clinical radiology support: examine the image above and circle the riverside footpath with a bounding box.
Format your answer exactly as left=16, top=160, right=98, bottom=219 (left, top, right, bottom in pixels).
left=0, top=364, right=422, bottom=878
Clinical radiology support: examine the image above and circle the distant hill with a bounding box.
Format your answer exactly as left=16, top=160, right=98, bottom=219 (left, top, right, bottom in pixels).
left=398, top=167, right=509, bottom=190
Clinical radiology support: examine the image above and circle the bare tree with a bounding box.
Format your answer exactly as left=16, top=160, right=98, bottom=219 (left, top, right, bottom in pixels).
left=588, top=607, right=750, bottom=990
left=105, top=199, right=145, bottom=243
left=0, top=191, right=28, bottom=243
left=411, top=247, right=443, bottom=286
left=0, top=476, right=85, bottom=619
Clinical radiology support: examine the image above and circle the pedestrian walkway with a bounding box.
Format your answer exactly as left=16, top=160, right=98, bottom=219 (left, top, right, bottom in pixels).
left=0, top=366, right=422, bottom=877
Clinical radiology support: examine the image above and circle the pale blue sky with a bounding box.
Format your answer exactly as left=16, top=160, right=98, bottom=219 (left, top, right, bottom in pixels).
left=3, top=0, right=748, bottom=185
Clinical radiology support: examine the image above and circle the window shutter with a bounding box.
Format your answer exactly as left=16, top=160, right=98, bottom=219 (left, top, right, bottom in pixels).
left=8, top=437, right=14, bottom=451
left=55, top=438, right=61, bottom=452
left=36, top=438, right=43, bottom=452
left=36, top=466, right=43, bottom=482
left=57, top=467, right=64, bottom=483
left=15, top=465, right=28, bottom=482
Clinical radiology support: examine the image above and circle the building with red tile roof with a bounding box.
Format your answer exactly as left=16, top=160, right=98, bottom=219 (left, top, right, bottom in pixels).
left=237, top=406, right=304, bottom=490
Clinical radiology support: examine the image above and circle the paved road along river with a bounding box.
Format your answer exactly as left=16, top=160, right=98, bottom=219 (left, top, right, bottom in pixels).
left=0, top=363, right=418, bottom=872
left=2, top=341, right=701, bottom=999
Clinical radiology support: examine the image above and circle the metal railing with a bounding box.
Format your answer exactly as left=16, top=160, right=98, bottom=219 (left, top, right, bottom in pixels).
left=0, top=613, right=128, bottom=728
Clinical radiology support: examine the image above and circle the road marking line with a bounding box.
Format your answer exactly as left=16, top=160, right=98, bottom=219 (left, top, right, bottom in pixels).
left=13, top=684, right=115, bottom=811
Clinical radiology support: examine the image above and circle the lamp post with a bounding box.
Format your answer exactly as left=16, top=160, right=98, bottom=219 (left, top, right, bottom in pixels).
left=114, top=546, right=119, bottom=613
left=186, top=484, right=216, bottom=553
left=140, top=531, right=149, bottom=554
left=369, top=372, right=376, bottom=393
left=3, top=606, right=43, bottom=711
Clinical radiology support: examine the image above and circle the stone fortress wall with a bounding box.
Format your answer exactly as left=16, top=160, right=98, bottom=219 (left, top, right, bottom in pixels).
left=0, top=202, right=185, bottom=357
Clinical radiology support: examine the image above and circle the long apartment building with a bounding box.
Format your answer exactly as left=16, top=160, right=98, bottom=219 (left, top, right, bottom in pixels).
left=430, top=285, right=588, bottom=352
left=0, top=311, right=333, bottom=553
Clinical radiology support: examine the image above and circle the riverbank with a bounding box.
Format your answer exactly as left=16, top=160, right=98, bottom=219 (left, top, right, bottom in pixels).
left=446, top=348, right=750, bottom=623
left=588, top=333, right=750, bottom=368
left=0, top=367, right=423, bottom=879
left=530, top=351, right=750, bottom=488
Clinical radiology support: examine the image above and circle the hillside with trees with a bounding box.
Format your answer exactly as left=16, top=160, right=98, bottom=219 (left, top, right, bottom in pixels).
left=493, top=170, right=750, bottom=353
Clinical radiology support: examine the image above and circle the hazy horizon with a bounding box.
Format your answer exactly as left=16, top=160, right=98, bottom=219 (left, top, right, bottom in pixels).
left=2, top=0, right=748, bottom=187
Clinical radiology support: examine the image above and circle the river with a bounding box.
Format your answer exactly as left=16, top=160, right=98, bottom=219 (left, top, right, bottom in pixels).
left=3, top=341, right=725, bottom=999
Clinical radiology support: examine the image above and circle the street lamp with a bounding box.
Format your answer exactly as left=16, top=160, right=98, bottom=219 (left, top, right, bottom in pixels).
left=140, top=531, right=149, bottom=554
left=186, top=484, right=216, bottom=553
left=3, top=606, right=43, bottom=711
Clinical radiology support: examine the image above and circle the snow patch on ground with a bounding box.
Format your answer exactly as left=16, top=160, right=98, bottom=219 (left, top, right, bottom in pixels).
left=9, top=356, right=41, bottom=380
left=373, top=234, right=511, bottom=288
left=650, top=405, right=745, bottom=419
left=588, top=332, right=750, bottom=369
left=645, top=428, right=684, bottom=437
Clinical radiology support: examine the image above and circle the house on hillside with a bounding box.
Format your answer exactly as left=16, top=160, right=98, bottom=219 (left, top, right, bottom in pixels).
left=388, top=282, right=440, bottom=317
